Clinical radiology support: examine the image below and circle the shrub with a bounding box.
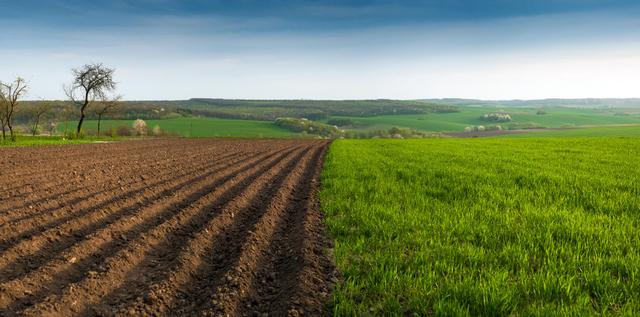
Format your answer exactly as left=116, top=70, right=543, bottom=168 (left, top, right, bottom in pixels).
left=133, top=119, right=147, bottom=136
left=65, top=129, right=86, bottom=139
left=152, top=124, right=163, bottom=136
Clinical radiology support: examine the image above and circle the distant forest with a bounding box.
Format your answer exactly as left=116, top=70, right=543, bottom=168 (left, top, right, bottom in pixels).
left=13, top=99, right=459, bottom=124
left=424, top=98, right=640, bottom=108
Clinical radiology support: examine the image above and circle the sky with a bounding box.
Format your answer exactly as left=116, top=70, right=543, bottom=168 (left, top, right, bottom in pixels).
left=1, top=0, right=640, bottom=100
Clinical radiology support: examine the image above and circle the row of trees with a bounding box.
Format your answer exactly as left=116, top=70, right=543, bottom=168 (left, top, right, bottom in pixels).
left=0, top=63, right=119, bottom=141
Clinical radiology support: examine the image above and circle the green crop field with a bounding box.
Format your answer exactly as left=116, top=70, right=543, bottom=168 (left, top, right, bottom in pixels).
left=328, top=107, right=640, bottom=133
left=500, top=125, right=640, bottom=138
left=58, top=117, right=299, bottom=138
left=321, top=138, right=640, bottom=315
left=0, top=135, right=105, bottom=147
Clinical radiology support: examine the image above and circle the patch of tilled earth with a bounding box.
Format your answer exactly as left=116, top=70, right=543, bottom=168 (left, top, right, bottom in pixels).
left=0, top=139, right=337, bottom=316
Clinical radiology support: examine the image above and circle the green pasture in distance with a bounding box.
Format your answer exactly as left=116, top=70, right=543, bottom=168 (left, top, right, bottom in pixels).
left=321, top=138, right=640, bottom=315
left=500, top=125, right=640, bottom=138
left=58, top=117, right=299, bottom=138
left=327, top=106, right=640, bottom=133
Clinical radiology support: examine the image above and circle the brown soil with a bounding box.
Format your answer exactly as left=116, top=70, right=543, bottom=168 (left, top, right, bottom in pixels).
left=0, top=139, right=337, bottom=317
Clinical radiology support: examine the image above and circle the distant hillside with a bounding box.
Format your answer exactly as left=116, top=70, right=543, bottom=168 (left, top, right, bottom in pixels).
left=126, top=99, right=459, bottom=121
left=423, top=98, right=640, bottom=108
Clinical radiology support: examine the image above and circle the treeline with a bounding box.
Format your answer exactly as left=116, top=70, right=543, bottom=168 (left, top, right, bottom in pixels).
left=145, top=98, right=459, bottom=121
left=344, top=127, right=443, bottom=139
left=30, top=98, right=459, bottom=124
left=274, top=117, right=343, bottom=137
left=9, top=99, right=460, bottom=131
left=274, top=117, right=443, bottom=139
left=1, top=63, right=121, bottom=142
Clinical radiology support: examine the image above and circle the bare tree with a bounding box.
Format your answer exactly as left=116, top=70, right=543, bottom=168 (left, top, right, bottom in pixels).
left=30, top=101, right=54, bottom=136
left=93, top=96, right=121, bottom=136
left=0, top=102, right=6, bottom=140
left=65, top=64, right=117, bottom=135
left=0, top=77, right=28, bottom=141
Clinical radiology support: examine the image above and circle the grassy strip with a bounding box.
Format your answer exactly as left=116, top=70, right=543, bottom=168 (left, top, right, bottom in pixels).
left=321, top=138, right=640, bottom=315
left=0, top=136, right=113, bottom=147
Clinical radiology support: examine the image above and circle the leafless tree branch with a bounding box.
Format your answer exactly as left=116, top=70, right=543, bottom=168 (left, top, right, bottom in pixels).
left=66, top=63, right=117, bottom=135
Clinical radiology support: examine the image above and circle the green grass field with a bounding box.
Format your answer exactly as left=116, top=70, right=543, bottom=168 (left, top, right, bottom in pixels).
left=58, top=117, right=299, bottom=138
left=321, top=138, right=640, bottom=315
left=328, top=107, right=640, bottom=133
left=500, top=125, right=640, bottom=138
left=0, top=135, right=105, bottom=147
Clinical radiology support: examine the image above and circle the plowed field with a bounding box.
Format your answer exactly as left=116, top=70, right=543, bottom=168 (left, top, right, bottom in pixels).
left=0, top=139, right=336, bottom=316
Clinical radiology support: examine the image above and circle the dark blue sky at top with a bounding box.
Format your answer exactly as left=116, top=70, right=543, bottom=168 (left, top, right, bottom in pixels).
left=2, top=0, right=640, bottom=99
left=5, top=0, right=640, bottom=31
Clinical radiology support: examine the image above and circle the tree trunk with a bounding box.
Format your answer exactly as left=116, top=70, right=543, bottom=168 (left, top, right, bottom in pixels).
left=8, top=121, right=15, bottom=142
left=76, top=100, right=89, bottom=136
left=97, top=113, right=102, bottom=136
left=32, top=120, right=39, bottom=136
left=76, top=113, right=85, bottom=136
left=32, top=114, right=42, bottom=137
left=1, top=121, right=5, bottom=141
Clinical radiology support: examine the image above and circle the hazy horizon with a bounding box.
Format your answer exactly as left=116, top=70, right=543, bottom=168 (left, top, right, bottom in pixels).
left=2, top=1, right=640, bottom=100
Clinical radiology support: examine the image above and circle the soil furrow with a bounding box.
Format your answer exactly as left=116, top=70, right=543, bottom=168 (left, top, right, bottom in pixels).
left=0, top=148, right=271, bottom=282
left=0, top=146, right=239, bottom=223
left=17, top=144, right=302, bottom=316
left=181, top=144, right=322, bottom=317
left=238, top=143, right=337, bottom=317
left=0, top=148, right=254, bottom=252
left=0, top=141, right=173, bottom=190
left=0, top=146, right=289, bottom=314
left=0, top=139, right=335, bottom=317
left=0, top=141, right=231, bottom=212
left=112, top=144, right=315, bottom=316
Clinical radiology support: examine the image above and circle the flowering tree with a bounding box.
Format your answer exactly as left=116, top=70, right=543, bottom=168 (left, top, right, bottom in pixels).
left=133, top=119, right=147, bottom=136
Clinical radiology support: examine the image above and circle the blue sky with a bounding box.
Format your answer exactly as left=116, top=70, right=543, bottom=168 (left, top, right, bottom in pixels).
left=1, top=0, right=640, bottom=100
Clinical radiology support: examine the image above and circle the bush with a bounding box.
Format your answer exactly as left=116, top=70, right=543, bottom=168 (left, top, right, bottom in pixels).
left=152, top=124, right=163, bottom=136
left=133, top=119, right=147, bottom=136
left=64, top=129, right=86, bottom=139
